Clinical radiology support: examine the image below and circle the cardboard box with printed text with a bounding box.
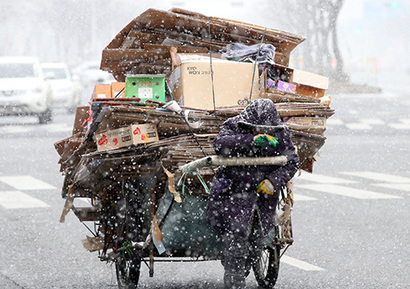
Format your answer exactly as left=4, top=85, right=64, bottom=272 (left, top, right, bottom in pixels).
left=168, top=58, right=259, bottom=109
left=95, top=123, right=159, bottom=151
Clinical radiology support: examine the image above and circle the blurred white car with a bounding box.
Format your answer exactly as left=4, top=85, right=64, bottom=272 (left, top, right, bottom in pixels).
left=41, top=62, right=82, bottom=112
left=71, top=61, right=115, bottom=88
left=0, top=56, right=52, bottom=123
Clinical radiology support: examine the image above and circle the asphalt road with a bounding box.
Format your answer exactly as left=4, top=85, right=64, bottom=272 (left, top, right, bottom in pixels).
left=0, top=91, right=409, bottom=289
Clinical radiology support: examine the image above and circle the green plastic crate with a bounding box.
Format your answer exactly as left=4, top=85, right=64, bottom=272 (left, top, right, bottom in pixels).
left=125, top=74, right=166, bottom=102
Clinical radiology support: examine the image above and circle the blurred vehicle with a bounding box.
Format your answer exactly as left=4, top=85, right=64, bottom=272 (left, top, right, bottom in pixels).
left=71, top=61, right=115, bottom=88
left=0, top=56, right=52, bottom=124
left=41, top=62, right=82, bottom=112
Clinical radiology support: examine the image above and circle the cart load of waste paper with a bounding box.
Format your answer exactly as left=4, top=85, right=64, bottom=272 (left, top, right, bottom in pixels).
left=54, top=8, right=334, bottom=252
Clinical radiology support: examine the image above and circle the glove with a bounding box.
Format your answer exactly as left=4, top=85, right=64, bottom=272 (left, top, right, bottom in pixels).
left=256, top=179, right=275, bottom=195
left=253, top=134, right=279, bottom=147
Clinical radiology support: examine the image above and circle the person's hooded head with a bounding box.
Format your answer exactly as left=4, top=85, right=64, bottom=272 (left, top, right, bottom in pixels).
left=239, top=99, right=281, bottom=125
left=237, top=99, right=284, bottom=134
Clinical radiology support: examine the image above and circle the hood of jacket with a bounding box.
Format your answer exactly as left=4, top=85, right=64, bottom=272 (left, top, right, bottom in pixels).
left=239, top=99, right=281, bottom=126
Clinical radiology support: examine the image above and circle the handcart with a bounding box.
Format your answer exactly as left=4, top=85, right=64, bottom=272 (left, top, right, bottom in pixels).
left=64, top=154, right=295, bottom=289
left=55, top=8, right=334, bottom=288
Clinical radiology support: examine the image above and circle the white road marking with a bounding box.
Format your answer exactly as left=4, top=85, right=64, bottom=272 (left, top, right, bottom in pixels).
left=295, top=184, right=401, bottom=200
left=314, top=117, right=410, bottom=130
left=293, top=194, right=317, bottom=201
left=345, top=123, right=372, bottom=130
left=326, top=118, right=344, bottom=125
left=373, top=183, right=410, bottom=192
left=0, top=191, right=49, bottom=209
left=0, top=175, right=56, bottom=190
left=360, top=118, right=385, bottom=125
left=297, top=173, right=356, bottom=184
left=389, top=123, right=410, bottom=130
left=0, top=126, right=31, bottom=133
left=398, top=118, right=410, bottom=124
left=341, top=171, right=410, bottom=183
left=0, top=123, right=72, bottom=134
left=44, top=123, right=72, bottom=133
left=281, top=255, right=325, bottom=271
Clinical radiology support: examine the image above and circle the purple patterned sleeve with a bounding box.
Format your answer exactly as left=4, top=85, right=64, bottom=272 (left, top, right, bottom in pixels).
left=214, top=120, right=255, bottom=157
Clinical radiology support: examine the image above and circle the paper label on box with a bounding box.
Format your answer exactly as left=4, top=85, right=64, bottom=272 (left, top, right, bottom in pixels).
left=184, top=65, right=212, bottom=76
left=96, top=124, right=159, bottom=151
left=132, top=124, right=158, bottom=143
left=138, top=87, right=153, bottom=99
left=95, top=126, right=133, bottom=151
left=276, top=80, right=296, bottom=94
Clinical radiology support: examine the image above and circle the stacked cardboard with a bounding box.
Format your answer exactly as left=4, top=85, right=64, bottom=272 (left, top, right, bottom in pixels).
left=54, top=8, right=334, bottom=253
left=55, top=102, right=332, bottom=197
left=100, top=8, right=305, bottom=81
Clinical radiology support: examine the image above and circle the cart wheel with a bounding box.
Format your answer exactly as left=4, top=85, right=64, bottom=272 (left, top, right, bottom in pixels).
left=115, top=253, right=141, bottom=289
left=252, top=244, right=280, bottom=288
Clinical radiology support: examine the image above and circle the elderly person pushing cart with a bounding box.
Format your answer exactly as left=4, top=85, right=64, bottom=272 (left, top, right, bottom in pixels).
left=206, top=98, right=299, bottom=289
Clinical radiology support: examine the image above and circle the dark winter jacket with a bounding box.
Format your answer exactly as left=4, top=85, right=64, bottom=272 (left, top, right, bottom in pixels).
left=207, top=99, right=299, bottom=238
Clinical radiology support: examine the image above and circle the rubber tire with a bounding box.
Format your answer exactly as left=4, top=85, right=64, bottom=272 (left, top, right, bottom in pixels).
left=252, top=244, right=281, bottom=288
left=115, top=183, right=143, bottom=289
left=115, top=253, right=141, bottom=289
left=38, top=109, right=52, bottom=124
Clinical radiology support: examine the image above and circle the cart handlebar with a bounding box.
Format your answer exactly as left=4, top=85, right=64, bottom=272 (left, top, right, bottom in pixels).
left=179, top=155, right=287, bottom=174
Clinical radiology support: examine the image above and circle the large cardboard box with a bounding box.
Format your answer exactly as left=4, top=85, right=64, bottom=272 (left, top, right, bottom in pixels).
left=95, top=123, right=159, bottom=151
left=168, top=58, right=259, bottom=110
left=269, top=64, right=328, bottom=98
left=289, top=69, right=329, bottom=98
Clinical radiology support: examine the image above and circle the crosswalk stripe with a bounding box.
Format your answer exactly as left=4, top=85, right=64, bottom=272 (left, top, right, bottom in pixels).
left=281, top=255, right=325, bottom=271
left=326, top=118, right=344, bottom=125
left=345, top=123, right=372, bottom=130
left=399, top=118, right=410, bottom=124
left=0, top=126, right=31, bottom=133
left=373, top=183, right=410, bottom=192
left=295, top=184, right=401, bottom=199
left=389, top=123, right=410, bottom=130
left=297, top=173, right=356, bottom=184
left=294, top=194, right=317, bottom=201
left=360, top=118, right=385, bottom=125
left=0, top=176, right=56, bottom=190
left=0, top=191, right=49, bottom=209
left=341, top=171, right=410, bottom=183
left=43, top=123, right=72, bottom=133
left=0, top=124, right=71, bottom=134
